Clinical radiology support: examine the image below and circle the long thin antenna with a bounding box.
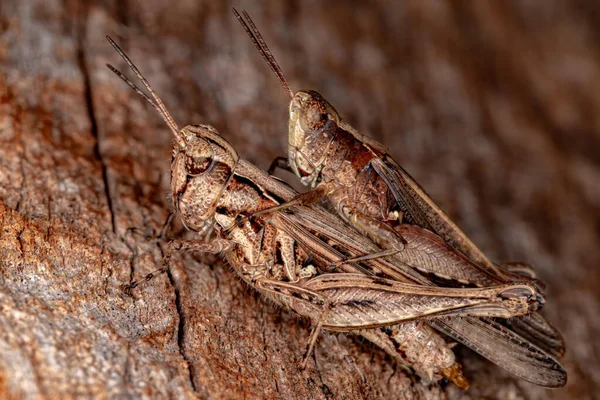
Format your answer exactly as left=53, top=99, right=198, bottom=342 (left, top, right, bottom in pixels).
left=232, top=8, right=294, bottom=100
left=105, top=36, right=184, bottom=143
left=106, top=64, right=158, bottom=111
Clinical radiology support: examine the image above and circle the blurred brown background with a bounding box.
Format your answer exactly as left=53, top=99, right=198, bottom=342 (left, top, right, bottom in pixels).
left=0, top=0, right=598, bottom=399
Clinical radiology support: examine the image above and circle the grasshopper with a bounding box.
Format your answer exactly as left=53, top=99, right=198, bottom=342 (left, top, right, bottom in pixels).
left=106, top=37, right=551, bottom=389
left=233, top=9, right=567, bottom=387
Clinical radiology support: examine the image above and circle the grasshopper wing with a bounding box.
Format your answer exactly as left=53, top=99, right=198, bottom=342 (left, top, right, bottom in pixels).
left=430, top=317, right=567, bottom=388
left=237, top=160, right=565, bottom=384
left=280, top=206, right=565, bottom=385
left=304, top=274, right=540, bottom=329
left=393, top=225, right=565, bottom=356
left=371, top=156, right=501, bottom=274
left=370, top=156, right=565, bottom=355
left=499, top=313, right=566, bottom=358
left=393, top=224, right=502, bottom=287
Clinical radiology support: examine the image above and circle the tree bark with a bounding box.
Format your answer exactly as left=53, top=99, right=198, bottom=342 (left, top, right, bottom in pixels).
left=0, top=1, right=597, bottom=399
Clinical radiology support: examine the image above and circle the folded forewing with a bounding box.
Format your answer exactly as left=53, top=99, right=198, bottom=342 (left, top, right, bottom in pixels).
left=304, top=274, right=537, bottom=329
left=430, top=317, right=567, bottom=387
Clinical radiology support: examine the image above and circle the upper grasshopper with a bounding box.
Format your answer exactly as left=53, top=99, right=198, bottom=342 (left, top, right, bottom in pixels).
left=105, top=37, right=563, bottom=388
left=233, top=8, right=566, bottom=364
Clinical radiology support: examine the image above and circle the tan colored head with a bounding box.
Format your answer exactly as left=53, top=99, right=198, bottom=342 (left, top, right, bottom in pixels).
left=287, top=90, right=340, bottom=180
left=233, top=9, right=341, bottom=184
left=106, top=37, right=238, bottom=233
left=170, top=125, right=238, bottom=231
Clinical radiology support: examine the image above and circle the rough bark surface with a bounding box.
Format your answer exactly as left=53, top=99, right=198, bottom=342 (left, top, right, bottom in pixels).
left=0, top=1, right=598, bottom=399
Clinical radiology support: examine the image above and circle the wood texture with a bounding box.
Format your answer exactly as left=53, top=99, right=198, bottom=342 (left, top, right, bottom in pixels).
left=0, top=1, right=598, bottom=398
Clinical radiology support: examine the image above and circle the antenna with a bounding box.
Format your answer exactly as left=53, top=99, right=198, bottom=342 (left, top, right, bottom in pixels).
left=106, top=64, right=157, bottom=113
left=232, top=9, right=294, bottom=100
left=105, top=36, right=184, bottom=143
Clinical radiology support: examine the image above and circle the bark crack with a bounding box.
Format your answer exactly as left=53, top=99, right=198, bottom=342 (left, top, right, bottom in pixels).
left=15, top=155, right=25, bottom=213
left=387, top=363, right=397, bottom=386
left=16, top=227, right=25, bottom=256
left=166, top=265, right=197, bottom=393
left=75, top=10, right=116, bottom=234
left=123, top=231, right=138, bottom=288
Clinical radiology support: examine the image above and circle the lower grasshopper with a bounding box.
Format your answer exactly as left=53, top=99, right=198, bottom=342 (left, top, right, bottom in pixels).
left=265, top=172, right=565, bottom=388
left=106, top=37, right=551, bottom=388
left=233, top=8, right=566, bottom=374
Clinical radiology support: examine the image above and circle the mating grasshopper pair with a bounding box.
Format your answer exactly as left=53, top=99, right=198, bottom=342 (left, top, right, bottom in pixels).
left=105, top=9, right=566, bottom=390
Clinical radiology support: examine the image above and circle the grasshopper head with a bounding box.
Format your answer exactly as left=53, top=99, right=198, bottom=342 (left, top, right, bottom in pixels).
left=288, top=90, right=340, bottom=186
left=171, top=125, right=239, bottom=232
left=105, top=37, right=240, bottom=234
left=231, top=12, right=340, bottom=186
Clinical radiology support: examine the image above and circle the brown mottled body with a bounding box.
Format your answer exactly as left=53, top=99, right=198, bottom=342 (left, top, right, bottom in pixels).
left=314, top=123, right=395, bottom=222
left=162, top=123, right=539, bottom=388
left=168, top=126, right=538, bottom=327
left=106, top=36, right=546, bottom=389
left=233, top=9, right=566, bottom=388
left=287, top=89, right=529, bottom=285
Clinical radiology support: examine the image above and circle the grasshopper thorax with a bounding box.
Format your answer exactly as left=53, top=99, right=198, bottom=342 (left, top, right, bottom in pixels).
left=288, top=90, right=340, bottom=186
left=171, top=124, right=239, bottom=232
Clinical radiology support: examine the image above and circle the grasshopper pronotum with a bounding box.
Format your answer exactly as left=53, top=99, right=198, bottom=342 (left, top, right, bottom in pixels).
left=106, top=36, right=549, bottom=388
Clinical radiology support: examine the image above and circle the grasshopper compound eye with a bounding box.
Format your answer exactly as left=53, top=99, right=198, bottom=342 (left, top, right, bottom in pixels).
left=299, top=99, right=329, bottom=132
left=184, top=139, right=214, bottom=176
left=294, top=90, right=340, bottom=134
